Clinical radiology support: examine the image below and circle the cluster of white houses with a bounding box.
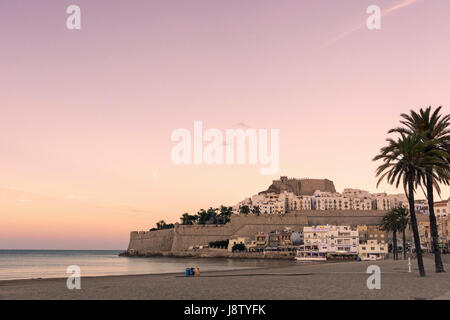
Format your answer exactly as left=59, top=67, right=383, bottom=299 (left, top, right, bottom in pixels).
left=234, top=188, right=410, bottom=215
left=228, top=211, right=450, bottom=259
left=228, top=224, right=390, bottom=261
left=227, top=178, right=450, bottom=254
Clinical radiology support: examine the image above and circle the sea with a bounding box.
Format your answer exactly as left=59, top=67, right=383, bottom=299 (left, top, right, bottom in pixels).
left=0, top=250, right=294, bottom=280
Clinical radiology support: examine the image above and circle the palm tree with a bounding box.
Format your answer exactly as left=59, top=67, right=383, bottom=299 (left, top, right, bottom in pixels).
left=380, top=209, right=401, bottom=260
left=206, top=207, right=219, bottom=224
left=395, top=207, right=410, bottom=260
left=197, top=209, right=209, bottom=225
left=218, top=205, right=233, bottom=224
left=389, top=106, right=450, bottom=272
left=180, top=213, right=190, bottom=225
left=373, top=133, right=435, bottom=277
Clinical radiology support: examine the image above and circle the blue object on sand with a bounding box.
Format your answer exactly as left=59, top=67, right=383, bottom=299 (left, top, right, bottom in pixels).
left=185, top=268, right=191, bottom=276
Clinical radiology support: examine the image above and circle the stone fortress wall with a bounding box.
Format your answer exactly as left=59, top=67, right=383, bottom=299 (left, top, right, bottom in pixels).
left=128, top=228, right=174, bottom=254
left=127, top=210, right=402, bottom=255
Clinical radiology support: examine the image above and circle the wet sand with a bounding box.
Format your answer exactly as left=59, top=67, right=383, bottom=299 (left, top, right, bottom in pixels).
left=1, top=255, right=449, bottom=300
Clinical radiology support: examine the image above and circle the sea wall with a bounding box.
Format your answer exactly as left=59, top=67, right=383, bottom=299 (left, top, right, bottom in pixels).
left=126, top=210, right=392, bottom=256
left=170, top=214, right=309, bottom=252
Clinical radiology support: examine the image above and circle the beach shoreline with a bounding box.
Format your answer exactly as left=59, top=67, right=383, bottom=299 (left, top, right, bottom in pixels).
left=1, top=256, right=449, bottom=300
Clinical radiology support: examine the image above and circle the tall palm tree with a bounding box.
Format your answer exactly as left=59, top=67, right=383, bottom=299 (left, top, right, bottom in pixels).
left=380, top=209, right=401, bottom=260
left=373, top=133, right=437, bottom=277
left=389, top=106, right=450, bottom=272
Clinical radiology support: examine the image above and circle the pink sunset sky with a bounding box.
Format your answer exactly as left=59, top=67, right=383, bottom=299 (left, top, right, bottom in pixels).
left=1, top=0, right=449, bottom=249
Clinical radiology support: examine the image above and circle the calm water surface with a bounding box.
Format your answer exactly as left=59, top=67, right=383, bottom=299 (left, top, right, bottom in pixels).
left=0, top=250, right=294, bottom=280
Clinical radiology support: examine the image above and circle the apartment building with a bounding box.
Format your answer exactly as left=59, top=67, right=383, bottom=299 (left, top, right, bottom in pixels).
left=327, top=226, right=359, bottom=257
left=247, top=232, right=268, bottom=252
left=358, top=240, right=388, bottom=260
left=303, top=225, right=330, bottom=253
left=246, top=230, right=299, bottom=255
left=313, top=191, right=372, bottom=211
left=373, top=193, right=409, bottom=211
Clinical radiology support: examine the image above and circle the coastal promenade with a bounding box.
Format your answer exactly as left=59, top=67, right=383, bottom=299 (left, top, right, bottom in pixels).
left=1, top=255, right=449, bottom=300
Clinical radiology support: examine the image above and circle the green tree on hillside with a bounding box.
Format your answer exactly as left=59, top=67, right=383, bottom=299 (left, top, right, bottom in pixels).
left=180, top=213, right=198, bottom=225
left=239, top=205, right=250, bottom=215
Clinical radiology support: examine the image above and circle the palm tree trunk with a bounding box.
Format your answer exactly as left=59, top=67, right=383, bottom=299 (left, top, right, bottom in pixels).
left=408, top=177, right=426, bottom=277
left=393, top=231, right=398, bottom=260
left=403, top=229, right=407, bottom=260
left=426, top=174, right=445, bottom=273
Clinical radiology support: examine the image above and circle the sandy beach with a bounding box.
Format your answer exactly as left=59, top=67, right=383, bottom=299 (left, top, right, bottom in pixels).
left=1, top=255, right=449, bottom=300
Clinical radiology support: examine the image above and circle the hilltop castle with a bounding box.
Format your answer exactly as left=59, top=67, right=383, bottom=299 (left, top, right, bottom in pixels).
left=259, top=176, right=336, bottom=196
left=125, top=176, right=419, bottom=257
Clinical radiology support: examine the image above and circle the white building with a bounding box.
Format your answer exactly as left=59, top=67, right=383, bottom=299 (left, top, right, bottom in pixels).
left=373, top=193, right=408, bottom=211
left=327, top=226, right=359, bottom=256
left=301, top=225, right=359, bottom=259
left=233, top=187, right=410, bottom=215
left=313, top=190, right=371, bottom=211
left=234, top=191, right=313, bottom=215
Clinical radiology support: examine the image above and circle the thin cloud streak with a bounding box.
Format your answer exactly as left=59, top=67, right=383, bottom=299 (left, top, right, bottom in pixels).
left=321, top=0, right=424, bottom=48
